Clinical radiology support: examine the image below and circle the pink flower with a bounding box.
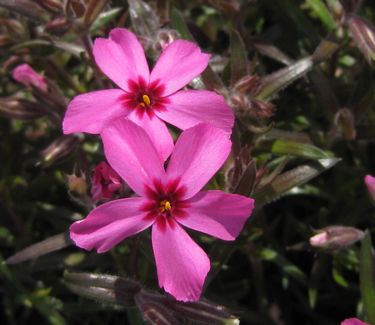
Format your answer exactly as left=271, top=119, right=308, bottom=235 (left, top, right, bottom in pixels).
left=12, top=64, right=48, bottom=92
left=70, top=120, right=254, bottom=301
left=365, top=174, right=375, bottom=203
left=91, top=161, right=122, bottom=202
left=63, top=28, right=234, bottom=161
left=341, top=318, right=369, bottom=325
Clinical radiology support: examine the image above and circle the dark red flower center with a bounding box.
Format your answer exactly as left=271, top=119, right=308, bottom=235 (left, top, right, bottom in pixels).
left=141, top=179, right=189, bottom=229
left=121, top=77, right=170, bottom=118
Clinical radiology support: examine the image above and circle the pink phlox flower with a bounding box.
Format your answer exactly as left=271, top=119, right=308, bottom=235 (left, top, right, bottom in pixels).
left=364, top=174, right=375, bottom=203
left=12, top=64, right=48, bottom=92
left=91, top=161, right=122, bottom=202
left=63, top=28, right=234, bottom=161
left=341, top=318, right=370, bottom=325
left=70, top=120, right=254, bottom=302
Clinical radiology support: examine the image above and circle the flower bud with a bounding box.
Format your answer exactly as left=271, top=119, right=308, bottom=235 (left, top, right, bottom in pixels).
left=334, top=107, right=356, bottom=141
left=135, top=294, right=179, bottom=325
left=45, top=17, right=72, bottom=35
left=40, top=135, right=80, bottom=166
left=91, top=162, right=122, bottom=202
left=364, top=175, right=375, bottom=203
left=12, top=64, right=48, bottom=92
left=348, top=15, right=375, bottom=63
left=341, top=317, right=370, bottom=325
left=67, top=173, right=88, bottom=196
left=171, top=299, right=239, bottom=325
left=310, top=226, right=364, bottom=250
left=0, top=97, right=45, bottom=120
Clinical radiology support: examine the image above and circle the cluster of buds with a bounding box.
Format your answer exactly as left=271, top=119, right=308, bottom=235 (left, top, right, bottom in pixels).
left=309, top=226, right=364, bottom=250
left=230, top=75, right=275, bottom=120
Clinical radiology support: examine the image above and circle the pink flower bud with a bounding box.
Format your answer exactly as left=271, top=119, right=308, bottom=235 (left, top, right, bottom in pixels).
left=365, top=174, right=375, bottom=203
left=341, top=318, right=370, bottom=325
left=12, top=64, right=48, bottom=92
left=309, top=226, right=364, bottom=250
left=91, top=162, right=122, bottom=202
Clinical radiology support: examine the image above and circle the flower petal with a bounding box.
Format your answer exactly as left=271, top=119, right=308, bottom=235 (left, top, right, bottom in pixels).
left=63, top=89, right=126, bottom=134
left=177, top=190, right=254, bottom=240
left=127, top=111, right=173, bottom=162
left=109, top=28, right=150, bottom=82
left=152, top=219, right=210, bottom=301
left=93, top=34, right=148, bottom=92
left=156, top=90, right=234, bottom=134
left=167, top=123, right=231, bottom=199
left=70, top=197, right=153, bottom=253
left=101, top=118, right=166, bottom=196
left=150, top=40, right=210, bottom=96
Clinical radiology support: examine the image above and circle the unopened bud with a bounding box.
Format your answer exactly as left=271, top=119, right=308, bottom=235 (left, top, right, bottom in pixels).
left=341, top=317, right=370, bottom=325
left=364, top=174, right=375, bottom=203
left=171, top=299, right=239, bottom=325
left=135, top=296, right=178, bottom=325
left=233, top=75, right=262, bottom=95
left=334, top=107, right=356, bottom=140
left=12, top=64, right=48, bottom=92
left=67, top=174, right=88, bottom=196
left=40, top=135, right=80, bottom=166
left=0, top=35, right=11, bottom=47
left=35, top=0, right=63, bottom=13
left=310, top=226, right=364, bottom=250
left=0, top=18, right=24, bottom=37
left=0, top=97, right=45, bottom=120
left=45, top=17, right=72, bottom=35
left=205, top=0, right=240, bottom=15
left=348, top=14, right=375, bottom=63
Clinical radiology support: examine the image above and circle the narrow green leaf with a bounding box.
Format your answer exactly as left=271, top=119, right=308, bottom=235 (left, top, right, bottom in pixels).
left=11, top=39, right=84, bottom=57
left=170, top=8, right=194, bottom=41
left=303, top=0, right=337, bottom=30
left=90, top=8, right=122, bottom=33
left=257, top=56, right=313, bottom=100
left=260, top=248, right=307, bottom=285
left=6, top=232, right=72, bottom=265
left=253, top=158, right=341, bottom=206
left=360, top=231, right=375, bottom=324
left=270, top=139, right=332, bottom=159
left=230, top=29, right=248, bottom=86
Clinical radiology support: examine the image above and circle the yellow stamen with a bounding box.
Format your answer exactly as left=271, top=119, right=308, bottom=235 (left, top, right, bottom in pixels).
left=142, top=94, right=151, bottom=106
left=159, top=199, right=172, bottom=212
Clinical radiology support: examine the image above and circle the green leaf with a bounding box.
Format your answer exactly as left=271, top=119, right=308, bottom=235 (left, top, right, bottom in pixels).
left=270, top=139, right=332, bottom=159
left=303, top=0, right=337, bottom=30
left=253, top=158, right=341, bottom=206
left=230, top=29, right=248, bottom=86
left=259, top=248, right=307, bottom=285
left=90, top=7, right=122, bottom=34
left=360, top=231, right=375, bottom=324
left=257, top=56, right=313, bottom=100
left=170, top=8, right=194, bottom=41
left=11, top=39, right=84, bottom=57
